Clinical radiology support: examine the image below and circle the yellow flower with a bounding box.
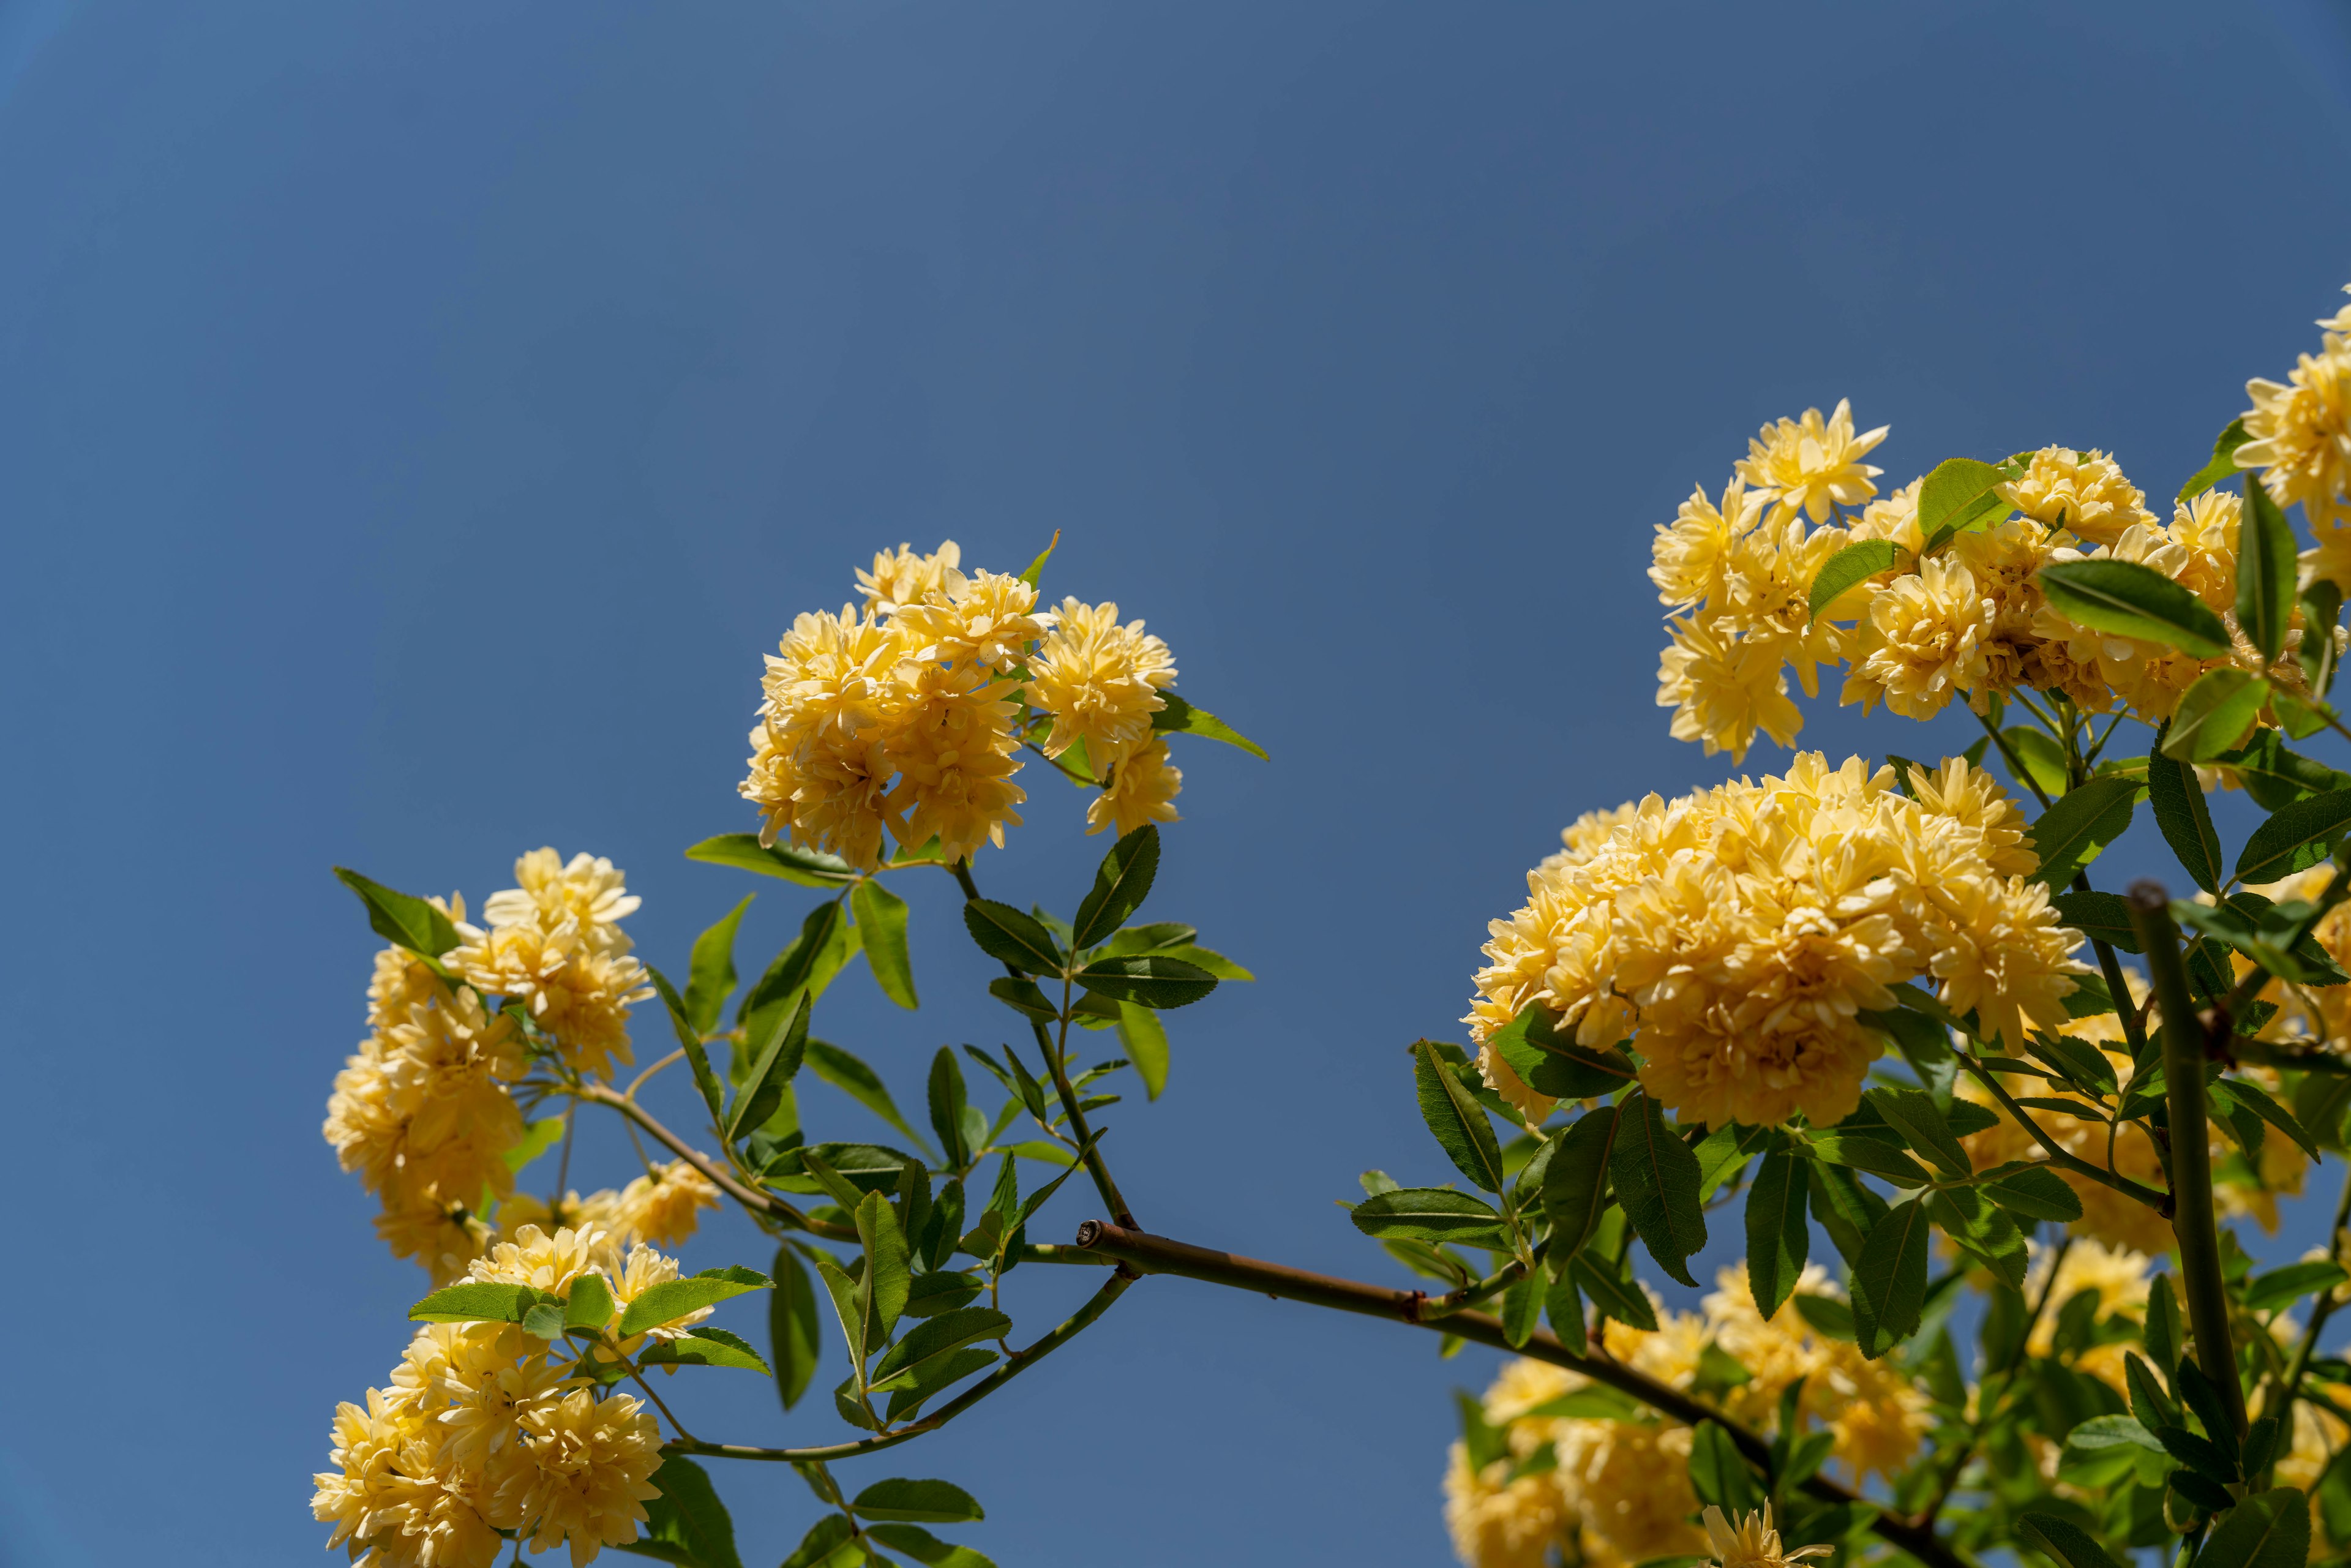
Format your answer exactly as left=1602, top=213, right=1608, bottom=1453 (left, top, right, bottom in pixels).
left=1703, top=1506, right=1834, bottom=1568
left=1998, top=447, right=2156, bottom=546
left=500, top=1390, right=666, bottom=1567
left=611, top=1160, right=722, bottom=1249
left=468, top=1223, right=607, bottom=1296
left=881, top=660, right=1027, bottom=863
left=1027, top=597, right=1178, bottom=773
left=2241, top=342, right=2351, bottom=525
left=1652, top=479, right=1768, bottom=608
left=855, top=539, right=962, bottom=610
left=1537, top=801, right=1642, bottom=878
left=2172, top=490, right=2242, bottom=610
left=740, top=606, right=910, bottom=869
left=1086, top=737, right=1182, bottom=838
left=375, top=1197, right=495, bottom=1287
left=1441, top=1444, right=1575, bottom=1568
left=1703, top=1266, right=1932, bottom=1484
left=486, top=850, right=640, bottom=944
left=1735, top=399, right=1888, bottom=523
left=887, top=567, right=1050, bottom=674
left=1468, top=753, right=2084, bottom=1127
left=447, top=849, right=651, bottom=1082
left=1657, top=613, right=1802, bottom=763
left=1847, top=478, right=1923, bottom=555
left=1839, top=557, right=1985, bottom=721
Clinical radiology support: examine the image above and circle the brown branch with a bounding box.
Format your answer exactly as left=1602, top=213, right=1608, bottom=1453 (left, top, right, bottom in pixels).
left=577, top=1082, right=857, bottom=1241
left=1073, top=1222, right=1970, bottom=1568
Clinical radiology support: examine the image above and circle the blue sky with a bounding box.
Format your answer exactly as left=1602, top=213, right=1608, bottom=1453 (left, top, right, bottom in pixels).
left=6, top=4, right=2351, bottom=1565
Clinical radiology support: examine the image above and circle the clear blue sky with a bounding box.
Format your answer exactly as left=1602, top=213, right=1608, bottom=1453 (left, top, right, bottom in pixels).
left=6, top=4, right=2351, bottom=1564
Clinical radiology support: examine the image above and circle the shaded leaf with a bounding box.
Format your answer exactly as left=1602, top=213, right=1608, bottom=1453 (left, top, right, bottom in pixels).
left=2198, top=1488, right=2311, bottom=1568
left=2147, top=747, right=2225, bottom=895
left=686, top=833, right=857, bottom=887
left=1349, top=1187, right=1509, bottom=1245
left=1415, top=1040, right=1507, bottom=1194
left=639, top=1329, right=772, bottom=1374
left=2242, top=480, right=2301, bottom=664
left=1981, top=1163, right=2085, bottom=1223
left=2164, top=669, right=2270, bottom=763
left=1608, top=1090, right=1706, bottom=1287
left=2028, top=776, right=2141, bottom=888
left=808, top=1040, right=934, bottom=1156
left=770, top=1247, right=821, bottom=1411
left=623, top=1455, right=743, bottom=1568
left=334, top=867, right=462, bottom=958
left=1572, top=1256, right=1659, bottom=1332
left=1541, top=1107, right=1619, bottom=1260
left=729, top=992, right=812, bottom=1144
left=1073, top=954, right=1216, bottom=1009
left=1485, top=1001, right=1639, bottom=1100
left=866, top=1525, right=996, bottom=1568
left=1071, top=825, right=1160, bottom=949
left=2037, top=558, right=2233, bottom=658
left=851, top=1479, right=985, bottom=1525
left=2237, top=790, right=2351, bottom=885
left=1744, top=1141, right=1810, bottom=1319
left=1848, top=1197, right=1932, bottom=1357
left=2017, top=1510, right=2129, bottom=1568
left=961, top=899, right=1064, bottom=974
left=646, top=966, right=729, bottom=1131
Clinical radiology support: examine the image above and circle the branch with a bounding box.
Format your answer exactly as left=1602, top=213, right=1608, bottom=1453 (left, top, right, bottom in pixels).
left=664, top=1269, right=1136, bottom=1465
left=1073, top=1222, right=1971, bottom=1568
left=1951, top=1050, right=2172, bottom=1217
left=576, top=1082, right=857, bottom=1242
left=2129, top=880, right=2249, bottom=1441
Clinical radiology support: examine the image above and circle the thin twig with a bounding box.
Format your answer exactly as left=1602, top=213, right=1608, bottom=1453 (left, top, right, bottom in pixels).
left=577, top=1082, right=857, bottom=1241
left=624, top=1048, right=686, bottom=1100
left=1952, top=1049, right=2172, bottom=1216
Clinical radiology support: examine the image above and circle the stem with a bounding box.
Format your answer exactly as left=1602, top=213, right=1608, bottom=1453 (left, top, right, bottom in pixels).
left=668, top=1269, right=1135, bottom=1464
left=1952, top=1049, right=2172, bottom=1216
left=624, top=1048, right=686, bottom=1100
left=552, top=1100, right=579, bottom=1208
left=1970, top=707, right=2053, bottom=808
left=2128, top=880, right=2249, bottom=1441
left=2259, top=1159, right=2351, bottom=1466
left=577, top=1083, right=857, bottom=1242
left=1071, top=1222, right=1969, bottom=1568
left=948, top=858, right=1136, bottom=1227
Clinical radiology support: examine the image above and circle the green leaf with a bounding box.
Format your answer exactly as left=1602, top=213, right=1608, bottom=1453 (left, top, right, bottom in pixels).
left=620, top=1267, right=773, bottom=1338
left=778, top=1515, right=862, bottom=1568
left=1150, top=692, right=1267, bottom=759
left=2244, top=1260, right=2350, bottom=1314
left=685, top=895, right=756, bottom=1036
left=1918, top=457, right=2016, bottom=551
left=2050, top=890, right=2143, bottom=954
left=1500, top=1274, right=1542, bottom=1348
left=1793, top=1293, right=1856, bottom=1342
left=738, top=902, right=849, bottom=1031
left=1688, top=1420, right=1763, bottom=1515
left=1349, top=1187, right=1509, bottom=1245
left=1415, top=1040, right=1507, bottom=1194
left=504, top=1115, right=567, bottom=1175
left=2164, top=669, right=2271, bottom=763
left=1805, top=1131, right=1932, bottom=1187
left=2304, top=581, right=2344, bottom=696
left=1074, top=954, right=1216, bottom=1009
left=729, top=992, right=813, bottom=1144
left=2215, top=1078, right=2321, bottom=1160
left=333, top=867, right=462, bottom=957
left=985, top=976, right=1058, bottom=1021
left=769, top=1247, right=821, bottom=1411
left=2146, top=748, right=2226, bottom=893
left=856, top=1191, right=913, bottom=1343
left=565, top=1273, right=615, bottom=1330
left=1143, top=942, right=1253, bottom=980
left=1848, top=1197, right=1932, bottom=1358
left=962, top=898, right=1065, bottom=974
left=2180, top=418, right=2251, bottom=503
left=2239, top=790, right=2351, bottom=885
left=2017, top=1509, right=2131, bottom=1568
left=766, top=1142, right=924, bottom=1196
left=869, top=1307, right=1013, bottom=1391
left=642, top=966, right=729, bottom=1131
left=639, top=1329, right=773, bottom=1374
left=623, top=1455, right=744, bottom=1568
left=1115, top=1000, right=1171, bottom=1100
left=1866, top=1087, right=1971, bottom=1179
left=1485, top=1002, right=1640, bottom=1099
left=2198, top=1489, right=2311, bottom=1568
left=866, top=1525, right=996, bottom=1568
left=2028, top=776, right=2142, bottom=888
left=2243, top=480, right=2301, bottom=664
left=410, top=1281, right=549, bottom=1324
left=1018, top=529, right=1059, bottom=588
left=686, top=833, right=858, bottom=888
left=850, top=881, right=918, bottom=1010
left=2038, top=558, right=2234, bottom=659
left=926, top=1049, right=971, bottom=1169
left=851, top=1479, right=985, bottom=1526
left=1071, top=825, right=1160, bottom=949
left=1744, top=1142, right=1810, bottom=1318
left=1572, top=1256, right=1659, bottom=1332
left=2177, top=1356, right=2243, bottom=1470
left=1981, top=1163, right=2084, bottom=1222
left=1608, top=1090, right=1707, bottom=1288
left=1541, top=1107, right=1619, bottom=1261
left=2003, top=725, right=2072, bottom=800
left=2220, top=730, right=2351, bottom=809
left=1807, top=539, right=1903, bottom=620
left=806, top=1041, right=934, bottom=1157
left=1926, top=1185, right=2027, bottom=1291
left=1544, top=1262, right=1587, bottom=1348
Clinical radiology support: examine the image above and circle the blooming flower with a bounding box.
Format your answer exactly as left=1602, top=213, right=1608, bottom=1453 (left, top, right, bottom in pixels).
left=1998, top=447, right=2155, bottom=546
left=1735, top=400, right=1888, bottom=523
left=2241, top=343, right=2351, bottom=527
left=1703, top=1506, right=1834, bottom=1568
left=448, top=849, right=652, bottom=1082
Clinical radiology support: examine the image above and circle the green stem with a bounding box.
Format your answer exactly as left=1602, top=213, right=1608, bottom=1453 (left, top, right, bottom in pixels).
left=1952, top=1048, right=2171, bottom=1215
left=949, top=858, right=1136, bottom=1228
left=2128, top=880, right=2249, bottom=1441
left=578, top=1083, right=857, bottom=1241
left=2258, top=1158, right=2351, bottom=1474
left=667, top=1269, right=1135, bottom=1463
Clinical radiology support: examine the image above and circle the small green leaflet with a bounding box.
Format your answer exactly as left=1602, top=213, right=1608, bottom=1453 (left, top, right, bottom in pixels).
left=2241, top=479, right=2301, bottom=664
left=1806, top=539, right=1901, bottom=620
left=1071, top=825, right=1160, bottom=948
left=2026, top=775, right=2140, bottom=888
left=2163, top=669, right=2270, bottom=763
left=1150, top=692, right=1268, bottom=759
left=850, top=1478, right=986, bottom=1525
left=2144, top=745, right=2224, bottom=892
left=1607, top=1091, right=1706, bottom=1287
left=2036, top=558, right=2233, bottom=659
left=685, top=833, right=858, bottom=887
left=2237, top=789, right=2351, bottom=885
left=686, top=894, right=756, bottom=1035
left=1917, top=456, right=2017, bottom=552
left=2178, top=417, right=2251, bottom=503
left=334, top=867, right=462, bottom=957
left=618, top=1266, right=773, bottom=1338
left=851, top=880, right=918, bottom=1010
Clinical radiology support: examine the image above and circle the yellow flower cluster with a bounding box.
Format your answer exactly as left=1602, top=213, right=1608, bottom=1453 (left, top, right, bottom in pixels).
left=741, top=543, right=1185, bottom=868
left=448, top=850, right=652, bottom=1083
left=1956, top=975, right=2307, bottom=1253
left=313, top=1225, right=700, bottom=1568
left=2244, top=286, right=2351, bottom=566
left=1466, top=753, right=2084, bottom=1128
left=1444, top=1267, right=1930, bottom=1568
left=498, top=1160, right=723, bottom=1251
left=326, top=917, right=530, bottom=1284
left=1651, top=399, right=2328, bottom=760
